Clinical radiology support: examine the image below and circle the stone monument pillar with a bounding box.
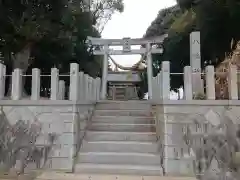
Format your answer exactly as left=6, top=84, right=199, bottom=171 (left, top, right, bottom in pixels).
left=190, top=31, right=204, bottom=96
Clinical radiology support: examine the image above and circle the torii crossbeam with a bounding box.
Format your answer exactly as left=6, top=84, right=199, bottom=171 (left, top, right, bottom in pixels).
left=86, top=35, right=168, bottom=46
left=86, top=34, right=168, bottom=100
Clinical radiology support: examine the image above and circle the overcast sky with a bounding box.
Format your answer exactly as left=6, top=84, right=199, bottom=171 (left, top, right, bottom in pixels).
left=102, top=0, right=176, bottom=67
left=101, top=0, right=181, bottom=99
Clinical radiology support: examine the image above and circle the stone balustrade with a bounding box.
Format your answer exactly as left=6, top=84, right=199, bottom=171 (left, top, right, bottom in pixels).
left=151, top=61, right=239, bottom=101
left=0, top=63, right=101, bottom=102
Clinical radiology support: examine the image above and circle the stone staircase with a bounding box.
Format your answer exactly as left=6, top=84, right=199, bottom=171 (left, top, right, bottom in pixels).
left=75, top=101, right=162, bottom=176
left=108, top=86, right=139, bottom=100
left=114, top=88, right=126, bottom=100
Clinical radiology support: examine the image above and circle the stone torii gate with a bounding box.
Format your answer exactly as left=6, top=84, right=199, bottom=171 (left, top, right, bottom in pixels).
left=86, top=35, right=168, bottom=100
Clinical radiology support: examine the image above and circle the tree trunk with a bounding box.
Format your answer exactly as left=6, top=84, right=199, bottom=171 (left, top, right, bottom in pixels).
left=7, top=45, right=31, bottom=97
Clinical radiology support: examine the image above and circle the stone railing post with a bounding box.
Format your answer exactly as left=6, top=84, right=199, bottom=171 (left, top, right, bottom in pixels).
left=152, top=76, right=156, bottom=100
left=0, top=63, right=6, bottom=99
left=228, top=65, right=238, bottom=100
left=79, top=71, right=84, bottom=101
left=96, top=77, right=101, bottom=101
left=11, top=68, right=22, bottom=100
left=206, top=65, right=215, bottom=100
left=90, top=77, right=94, bottom=101
left=31, top=68, right=41, bottom=100
left=184, top=66, right=193, bottom=100
left=50, top=68, right=59, bottom=100
left=161, top=61, right=170, bottom=100
left=88, top=76, right=93, bottom=101
left=91, top=78, right=95, bottom=101
left=84, top=74, right=89, bottom=101
left=92, top=78, right=97, bottom=102
left=58, top=80, right=65, bottom=100
left=70, top=63, right=79, bottom=101
left=157, top=71, right=162, bottom=99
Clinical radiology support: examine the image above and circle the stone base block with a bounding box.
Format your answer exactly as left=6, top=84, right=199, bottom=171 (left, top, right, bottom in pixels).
left=49, top=157, right=74, bottom=172
left=165, top=159, right=194, bottom=176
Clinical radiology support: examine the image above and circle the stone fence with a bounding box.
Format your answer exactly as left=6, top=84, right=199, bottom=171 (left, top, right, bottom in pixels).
left=0, top=63, right=102, bottom=174
left=151, top=61, right=239, bottom=101
left=0, top=63, right=101, bottom=101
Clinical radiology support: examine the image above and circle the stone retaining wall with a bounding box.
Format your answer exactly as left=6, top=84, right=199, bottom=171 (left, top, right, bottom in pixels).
left=0, top=100, right=94, bottom=173
left=154, top=100, right=240, bottom=176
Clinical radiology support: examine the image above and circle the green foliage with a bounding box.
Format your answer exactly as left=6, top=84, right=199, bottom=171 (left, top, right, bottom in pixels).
left=0, top=0, right=65, bottom=53
left=141, top=0, right=240, bottom=93
left=0, top=0, right=124, bottom=96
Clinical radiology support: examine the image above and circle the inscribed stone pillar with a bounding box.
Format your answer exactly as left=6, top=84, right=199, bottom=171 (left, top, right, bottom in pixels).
left=190, top=31, right=203, bottom=96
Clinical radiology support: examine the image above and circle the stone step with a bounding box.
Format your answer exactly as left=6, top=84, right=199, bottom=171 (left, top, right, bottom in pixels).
left=36, top=172, right=197, bottom=180
left=85, top=131, right=157, bottom=142
left=88, top=123, right=156, bottom=132
left=94, top=110, right=152, bottom=117
left=96, top=103, right=150, bottom=110
left=75, top=163, right=162, bottom=176
left=92, top=116, right=155, bottom=124
left=116, top=91, right=125, bottom=94
left=78, top=152, right=161, bottom=166
left=81, top=141, right=159, bottom=153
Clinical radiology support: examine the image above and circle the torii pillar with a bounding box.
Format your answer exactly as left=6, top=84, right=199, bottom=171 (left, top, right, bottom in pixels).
left=190, top=31, right=204, bottom=96
left=146, top=43, right=153, bottom=99
left=100, top=45, right=109, bottom=100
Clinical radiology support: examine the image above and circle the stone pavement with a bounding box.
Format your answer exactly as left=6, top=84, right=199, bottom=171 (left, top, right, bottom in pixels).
left=36, top=171, right=197, bottom=180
